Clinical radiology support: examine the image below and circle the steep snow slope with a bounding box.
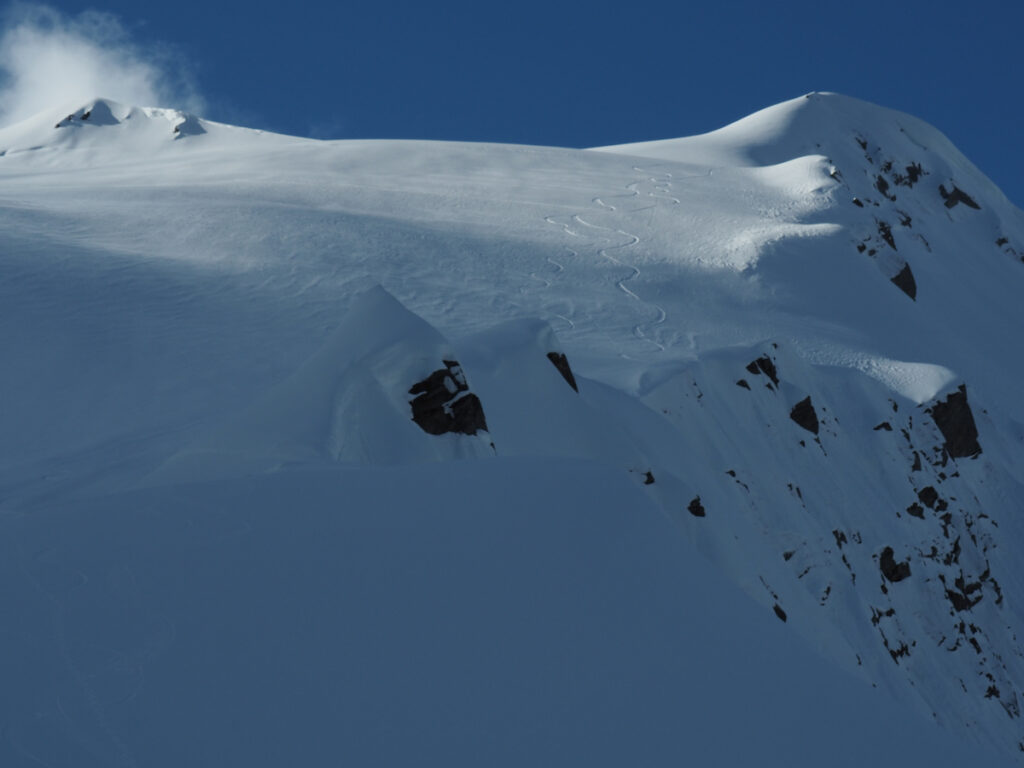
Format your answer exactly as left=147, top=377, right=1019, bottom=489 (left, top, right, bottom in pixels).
left=3, top=461, right=1006, bottom=767
left=2, top=93, right=1024, bottom=762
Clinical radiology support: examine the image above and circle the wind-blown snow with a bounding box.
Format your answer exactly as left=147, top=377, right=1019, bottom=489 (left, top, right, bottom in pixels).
left=0, top=5, right=203, bottom=127
left=2, top=90, right=1024, bottom=763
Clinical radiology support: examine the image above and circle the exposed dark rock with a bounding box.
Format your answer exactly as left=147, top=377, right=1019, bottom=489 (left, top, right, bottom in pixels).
left=833, top=529, right=848, bottom=548
left=996, top=237, right=1009, bottom=247
left=928, top=385, right=982, bottom=459
left=852, top=198, right=864, bottom=208
left=546, top=351, right=579, bottom=392
left=745, top=355, right=779, bottom=387
left=873, top=421, right=892, bottom=431
left=943, top=571, right=984, bottom=611
left=643, top=471, right=655, bottom=485
left=54, top=101, right=119, bottom=129
left=879, top=546, right=912, bottom=582
left=790, top=397, right=819, bottom=435
left=900, top=162, right=924, bottom=186
left=911, top=451, right=922, bottom=472
left=890, top=263, right=917, bottom=300
left=871, top=606, right=895, bottom=625
left=783, top=550, right=795, bottom=561
left=947, top=588, right=981, bottom=612
left=855, top=137, right=868, bottom=151
left=889, top=642, right=911, bottom=663
left=875, top=175, right=894, bottom=199
left=917, top=486, right=940, bottom=508
left=687, top=496, right=706, bottom=517
left=449, top=395, right=486, bottom=432
left=992, top=578, right=1005, bottom=606
left=773, top=604, right=788, bottom=622
left=956, top=575, right=983, bottom=597
left=906, top=502, right=925, bottom=519
left=942, top=537, right=962, bottom=567
left=409, top=360, right=489, bottom=436
left=736, top=379, right=751, bottom=390
left=940, top=184, right=981, bottom=210
left=856, top=243, right=867, bottom=253
left=877, top=220, right=896, bottom=250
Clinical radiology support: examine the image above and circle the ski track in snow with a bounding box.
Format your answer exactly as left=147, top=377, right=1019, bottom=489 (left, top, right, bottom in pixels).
left=544, top=166, right=689, bottom=350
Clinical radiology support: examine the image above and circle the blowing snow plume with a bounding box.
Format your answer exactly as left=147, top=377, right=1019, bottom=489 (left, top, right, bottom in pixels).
left=0, top=4, right=203, bottom=126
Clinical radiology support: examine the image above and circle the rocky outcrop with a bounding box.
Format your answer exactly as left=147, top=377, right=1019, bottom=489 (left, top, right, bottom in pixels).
left=687, top=496, right=706, bottom=517
left=54, top=100, right=120, bottom=128
left=879, top=547, right=912, bottom=583
left=790, top=396, right=820, bottom=435
left=546, top=351, right=579, bottom=392
left=940, top=184, right=981, bottom=210
left=409, top=360, right=488, bottom=436
left=890, top=263, right=917, bottom=300
left=745, top=355, right=780, bottom=388
left=927, top=385, right=982, bottom=459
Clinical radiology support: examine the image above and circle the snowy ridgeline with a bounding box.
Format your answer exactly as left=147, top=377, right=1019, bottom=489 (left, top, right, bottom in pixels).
left=1, top=92, right=1024, bottom=764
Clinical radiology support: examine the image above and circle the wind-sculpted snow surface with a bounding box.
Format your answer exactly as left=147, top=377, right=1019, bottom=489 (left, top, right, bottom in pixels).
left=2, top=91, right=1024, bottom=762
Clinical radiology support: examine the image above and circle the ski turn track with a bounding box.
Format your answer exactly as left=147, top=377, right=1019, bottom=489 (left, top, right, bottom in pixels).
left=545, top=165, right=690, bottom=352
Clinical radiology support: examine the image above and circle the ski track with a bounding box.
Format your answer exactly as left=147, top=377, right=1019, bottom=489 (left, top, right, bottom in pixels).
left=544, top=166, right=692, bottom=351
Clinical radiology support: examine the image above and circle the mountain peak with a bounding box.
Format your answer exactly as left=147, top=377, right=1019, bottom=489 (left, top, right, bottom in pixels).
left=0, top=97, right=221, bottom=165
left=594, top=91, right=949, bottom=165
left=52, top=98, right=207, bottom=138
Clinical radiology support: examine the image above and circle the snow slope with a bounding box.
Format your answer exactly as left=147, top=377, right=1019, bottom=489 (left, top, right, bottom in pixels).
left=2, top=92, right=1024, bottom=763
left=0, top=461, right=1004, bottom=767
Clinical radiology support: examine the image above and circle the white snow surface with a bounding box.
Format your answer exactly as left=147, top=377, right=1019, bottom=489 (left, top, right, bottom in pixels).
left=3, top=92, right=1024, bottom=764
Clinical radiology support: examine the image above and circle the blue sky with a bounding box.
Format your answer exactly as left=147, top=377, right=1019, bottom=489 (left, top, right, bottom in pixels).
left=2, top=1, right=1021, bottom=205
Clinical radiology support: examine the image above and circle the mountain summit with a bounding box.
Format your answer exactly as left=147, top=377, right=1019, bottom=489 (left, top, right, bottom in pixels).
left=2, top=93, right=1023, bottom=765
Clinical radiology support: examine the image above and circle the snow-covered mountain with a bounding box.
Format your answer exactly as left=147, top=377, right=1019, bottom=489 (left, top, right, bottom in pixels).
left=2, top=91, right=1023, bottom=765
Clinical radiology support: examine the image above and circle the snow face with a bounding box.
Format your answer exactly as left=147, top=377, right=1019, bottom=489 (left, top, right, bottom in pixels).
left=3, top=460, right=1010, bottom=767
left=2, top=92, right=1024, bottom=762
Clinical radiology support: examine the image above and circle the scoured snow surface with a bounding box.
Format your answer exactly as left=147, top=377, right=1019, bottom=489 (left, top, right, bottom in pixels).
left=2, top=92, right=1024, bottom=763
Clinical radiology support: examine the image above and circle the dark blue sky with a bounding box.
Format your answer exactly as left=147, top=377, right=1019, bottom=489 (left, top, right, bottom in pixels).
left=19, top=1, right=1024, bottom=205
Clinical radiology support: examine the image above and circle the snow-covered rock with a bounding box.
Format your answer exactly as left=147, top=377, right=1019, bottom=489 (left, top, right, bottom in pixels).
left=147, top=285, right=494, bottom=483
